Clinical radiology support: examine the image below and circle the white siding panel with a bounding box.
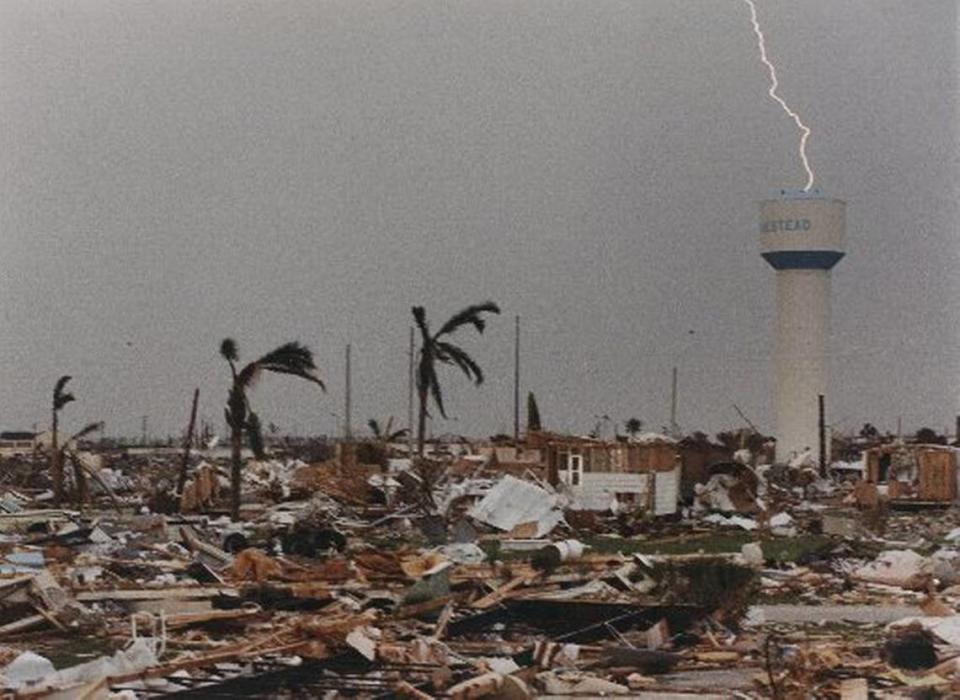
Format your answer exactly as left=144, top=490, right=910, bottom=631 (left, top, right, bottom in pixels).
left=654, top=468, right=679, bottom=515
left=569, top=473, right=650, bottom=511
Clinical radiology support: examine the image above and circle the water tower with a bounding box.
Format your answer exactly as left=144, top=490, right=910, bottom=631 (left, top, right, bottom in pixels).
left=759, top=188, right=845, bottom=460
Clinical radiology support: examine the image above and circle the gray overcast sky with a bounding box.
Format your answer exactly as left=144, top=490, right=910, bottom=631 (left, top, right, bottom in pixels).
left=0, top=0, right=956, bottom=441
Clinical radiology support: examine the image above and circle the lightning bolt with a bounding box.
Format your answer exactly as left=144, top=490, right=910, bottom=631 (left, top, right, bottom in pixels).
left=742, top=0, right=815, bottom=192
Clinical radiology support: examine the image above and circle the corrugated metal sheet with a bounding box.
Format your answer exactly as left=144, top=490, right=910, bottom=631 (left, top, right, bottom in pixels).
left=468, top=475, right=564, bottom=537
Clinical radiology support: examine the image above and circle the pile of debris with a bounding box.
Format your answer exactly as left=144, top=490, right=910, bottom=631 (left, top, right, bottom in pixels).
left=0, top=434, right=958, bottom=697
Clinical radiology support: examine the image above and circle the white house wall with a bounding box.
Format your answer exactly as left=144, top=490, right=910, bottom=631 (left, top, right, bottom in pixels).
left=567, top=472, right=651, bottom=511
left=654, top=468, right=680, bottom=516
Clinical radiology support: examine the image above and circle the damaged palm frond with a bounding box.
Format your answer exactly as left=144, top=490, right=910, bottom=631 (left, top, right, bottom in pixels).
left=51, top=375, right=78, bottom=507
left=436, top=301, right=500, bottom=337
left=238, top=342, right=326, bottom=391
left=368, top=417, right=408, bottom=442
left=220, top=338, right=239, bottom=378
left=220, top=338, right=239, bottom=363
left=435, top=341, right=485, bottom=385
left=66, top=422, right=104, bottom=446
left=53, top=376, right=75, bottom=411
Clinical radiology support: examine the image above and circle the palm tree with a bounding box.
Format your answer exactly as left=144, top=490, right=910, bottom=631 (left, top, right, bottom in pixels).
left=220, top=339, right=325, bottom=520
left=412, top=302, right=500, bottom=455
left=367, top=417, right=408, bottom=443
left=51, top=376, right=76, bottom=506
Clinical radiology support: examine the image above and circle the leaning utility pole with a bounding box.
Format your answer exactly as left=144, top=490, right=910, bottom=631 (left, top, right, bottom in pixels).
left=514, top=315, right=520, bottom=443
left=175, top=388, right=200, bottom=507
left=407, top=328, right=415, bottom=456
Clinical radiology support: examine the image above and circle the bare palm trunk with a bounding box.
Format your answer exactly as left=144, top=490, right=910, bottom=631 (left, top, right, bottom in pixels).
left=230, top=427, right=242, bottom=521
left=73, top=454, right=87, bottom=509
left=416, top=386, right=428, bottom=456
left=51, top=409, right=61, bottom=506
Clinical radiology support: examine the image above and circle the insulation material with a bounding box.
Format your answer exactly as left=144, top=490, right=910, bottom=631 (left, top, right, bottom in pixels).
left=853, top=550, right=932, bottom=591
left=468, top=475, right=564, bottom=537
left=653, top=468, right=679, bottom=516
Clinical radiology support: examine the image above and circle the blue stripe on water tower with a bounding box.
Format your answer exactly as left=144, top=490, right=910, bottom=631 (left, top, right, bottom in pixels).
left=761, top=250, right=845, bottom=270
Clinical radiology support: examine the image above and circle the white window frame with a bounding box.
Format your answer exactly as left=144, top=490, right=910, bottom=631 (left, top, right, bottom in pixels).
left=566, top=453, right=584, bottom=486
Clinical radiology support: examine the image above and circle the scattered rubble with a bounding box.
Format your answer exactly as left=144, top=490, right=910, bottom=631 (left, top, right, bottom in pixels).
left=0, top=434, right=957, bottom=697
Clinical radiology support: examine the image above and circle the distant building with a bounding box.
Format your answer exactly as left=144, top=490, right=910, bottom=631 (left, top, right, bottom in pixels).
left=863, top=443, right=959, bottom=504
left=534, top=433, right=681, bottom=515
left=0, top=431, right=39, bottom=457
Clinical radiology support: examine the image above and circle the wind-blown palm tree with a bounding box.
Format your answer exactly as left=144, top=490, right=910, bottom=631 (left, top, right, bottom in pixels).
left=412, top=302, right=500, bottom=455
left=51, top=376, right=76, bottom=506
left=367, top=417, right=408, bottom=443
left=220, top=339, right=325, bottom=520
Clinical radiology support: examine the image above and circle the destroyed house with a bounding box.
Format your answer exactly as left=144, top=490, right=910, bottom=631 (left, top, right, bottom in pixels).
left=676, top=438, right=735, bottom=503
left=541, top=436, right=680, bottom=515
left=864, top=443, right=959, bottom=503
left=474, top=444, right=546, bottom=479
left=0, top=431, right=37, bottom=456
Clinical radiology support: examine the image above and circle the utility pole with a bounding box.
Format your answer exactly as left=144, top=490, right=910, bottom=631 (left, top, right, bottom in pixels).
left=669, top=366, right=678, bottom=437
left=514, top=315, right=520, bottom=444
left=407, top=328, right=415, bottom=457
left=141, top=415, right=148, bottom=446
left=176, top=388, right=200, bottom=503
left=330, top=413, right=340, bottom=437
left=344, top=344, right=352, bottom=440
left=818, top=394, right=826, bottom=477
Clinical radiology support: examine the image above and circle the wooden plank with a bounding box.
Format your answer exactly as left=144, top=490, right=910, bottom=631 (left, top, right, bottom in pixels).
left=395, top=681, right=436, bottom=700
left=0, top=613, right=46, bottom=637
left=839, top=678, right=868, bottom=700
left=31, top=602, right=66, bottom=631
left=471, top=575, right=530, bottom=610
left=918, top=455, right=955, bottom=501
left=432, top=602, right=454, bottom=640
left=129, top=599, right=213, bottom=615
left=76, top=587, right=237, bottom=602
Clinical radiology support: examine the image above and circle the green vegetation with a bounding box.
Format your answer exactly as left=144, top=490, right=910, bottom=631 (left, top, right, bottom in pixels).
left=587, top=532, right=835, bottom=563
left=479, top=532, right=836, bottom=565
left=41, top=637, right=118, bottom=669
left=658, top=559, right=759, bottom=620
